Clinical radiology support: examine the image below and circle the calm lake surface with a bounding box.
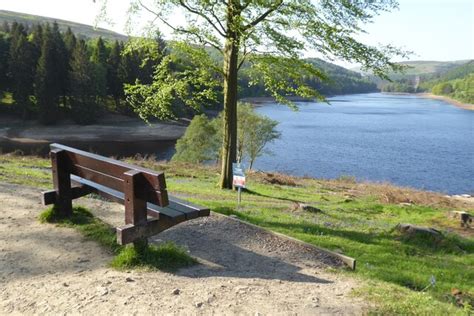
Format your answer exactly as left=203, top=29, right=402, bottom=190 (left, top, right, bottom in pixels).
left=254, top=93, right=474, bottom=194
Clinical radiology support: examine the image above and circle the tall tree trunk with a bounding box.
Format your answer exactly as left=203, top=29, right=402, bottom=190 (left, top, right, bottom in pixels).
left=219, top=36, right=239, bottom=189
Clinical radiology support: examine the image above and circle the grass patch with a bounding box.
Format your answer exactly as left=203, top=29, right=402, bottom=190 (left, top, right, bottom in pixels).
left=111, top=242, right=197, bottom=271
left=39, top=205, right=197, bottom=271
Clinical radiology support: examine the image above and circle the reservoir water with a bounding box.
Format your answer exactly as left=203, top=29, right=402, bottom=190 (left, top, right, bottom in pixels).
left=253, top=93, right=473, bottom=194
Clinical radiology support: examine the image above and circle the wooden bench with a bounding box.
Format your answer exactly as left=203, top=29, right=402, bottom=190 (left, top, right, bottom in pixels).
left=41, top=143, right=210, bottom=246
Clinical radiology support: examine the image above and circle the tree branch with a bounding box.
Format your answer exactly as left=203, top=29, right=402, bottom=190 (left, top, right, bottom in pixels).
left=137, top=0, right=222, bottom=51
left=244, top=1, right=284, bottom=31
left=178, top=0, right=227, bottom=38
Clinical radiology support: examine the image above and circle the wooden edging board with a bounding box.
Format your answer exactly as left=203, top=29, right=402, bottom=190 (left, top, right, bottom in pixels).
left=213, top=212, right=357, bottom=270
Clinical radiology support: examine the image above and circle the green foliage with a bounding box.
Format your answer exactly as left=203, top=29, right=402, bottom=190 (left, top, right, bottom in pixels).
left=432, top=82, right=454, bottom=95
left=421, top=61, right=474, bottom=104
left=172, top=104, right=280, bottom=167
left=8, top=30, right=36, bottom=117
left=106, top=40, right=123, bottom=105
left=172, top=114, right=220, bottom=163
left=236, top=103, right=281, bottom=169
left=125, top=41, right=221, bottom=121
left=39, top=205, right=197, bottom=271
left=0, top=20, right=165, bottom=123
left=69, top=39, right=102, bottom=124
left=35, top=25, right=61, bottom=124
left=0, top=32, right=9, bottom=88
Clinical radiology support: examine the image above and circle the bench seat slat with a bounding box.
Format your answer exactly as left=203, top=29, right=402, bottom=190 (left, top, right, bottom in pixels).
left=169, top=196, right=210, bottom=216
left=167, top=200, right=200, bottom=219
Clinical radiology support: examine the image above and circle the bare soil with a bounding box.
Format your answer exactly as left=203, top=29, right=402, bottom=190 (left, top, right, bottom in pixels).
left=0, top=183, right=368, bottom=315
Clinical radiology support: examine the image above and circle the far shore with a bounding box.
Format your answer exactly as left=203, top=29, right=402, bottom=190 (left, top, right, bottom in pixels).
left=381, top=92, right=474, bottom=111
left=242, top=93, right=474, bottom=111
left=416, top=93, right=474, bottom=111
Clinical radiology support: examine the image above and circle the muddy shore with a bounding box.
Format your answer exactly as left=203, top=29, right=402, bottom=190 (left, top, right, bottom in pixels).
left=0, top=114, right=185, bottom=157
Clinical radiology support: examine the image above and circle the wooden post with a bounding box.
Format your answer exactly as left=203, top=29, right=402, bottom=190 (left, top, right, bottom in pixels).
left=123, top=170, right=148, bottom=250
left=51, top=149, right=72, bottom=217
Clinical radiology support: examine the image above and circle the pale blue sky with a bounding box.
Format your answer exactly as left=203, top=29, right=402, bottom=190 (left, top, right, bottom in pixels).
left=1, top=0, right=472, bottom=65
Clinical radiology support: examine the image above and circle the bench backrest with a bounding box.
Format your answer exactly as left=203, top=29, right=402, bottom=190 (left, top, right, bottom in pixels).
left=50, top=143, right=168, bottom=207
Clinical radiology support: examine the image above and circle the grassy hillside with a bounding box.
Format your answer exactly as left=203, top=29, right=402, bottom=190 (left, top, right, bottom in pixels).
left=355, top=60, right=472, bottom=89
left=0, top=10, right=127, bottom=41
left=1, top=152, right=473, bottom=314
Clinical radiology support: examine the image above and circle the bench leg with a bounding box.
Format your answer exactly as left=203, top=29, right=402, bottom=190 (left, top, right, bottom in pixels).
left=51, top=149, right=72, bottom=217
left=124, top=170, right=149, bottom=250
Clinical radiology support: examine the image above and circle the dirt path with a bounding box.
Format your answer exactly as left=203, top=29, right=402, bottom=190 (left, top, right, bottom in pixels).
left=0, top=183, right=368, bottom=315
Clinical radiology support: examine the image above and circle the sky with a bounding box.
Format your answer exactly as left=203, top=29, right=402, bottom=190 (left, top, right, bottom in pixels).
left=1, top=0, right=473, bottom=66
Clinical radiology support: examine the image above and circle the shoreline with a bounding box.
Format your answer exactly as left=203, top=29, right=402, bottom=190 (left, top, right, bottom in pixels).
left=416, top=93, right=474, bottom=111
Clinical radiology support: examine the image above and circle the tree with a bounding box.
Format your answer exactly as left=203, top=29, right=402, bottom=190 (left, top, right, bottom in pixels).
left=172, top=114, right=220, bottom=163
left=236, top=103, right=280, bottom=170
left=0, top=32, right=11, bottom=91
left=90, top=37, right=108, bottom=103
left=432, top=82, right=453, bottom=95
left=69, top=39, right=100, bottom=124
left=8, top=32, right=36, bottom=118
left=107, top=40, right=123, bottom=107
left=107, top=0, right=408, bottom=188
left=51, top=22, right=69, bottom=104
left=35, top=25, right=62, bottom=124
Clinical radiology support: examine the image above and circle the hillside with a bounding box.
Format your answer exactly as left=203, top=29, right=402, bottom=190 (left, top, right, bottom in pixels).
left=0, top=10, right=127, bottom=41
left=239, top=57, right=377, bottom=98
left=352, top=60, right=469, bottom=77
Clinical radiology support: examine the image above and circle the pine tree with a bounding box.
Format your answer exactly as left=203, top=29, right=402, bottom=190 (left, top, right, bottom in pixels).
left=107, top=40, right=123, bottom=108
left=69, top=39, right=99, bottom=124
left=51, top=22, right=69, bottom=106
left=63, top=27, right=76, bottom=56
left=35, top=25, right=61, bottom=124
left=30, top=24, right=43, bottom=66
left=0, top=32, right=11, bottom=91
left=91, top=37, right=107, bottom=64
left=8, top=32, right=36, bottom=118
left=90, top=37, right=107, bottom=102
left=63, top=27, right=77, bottom=99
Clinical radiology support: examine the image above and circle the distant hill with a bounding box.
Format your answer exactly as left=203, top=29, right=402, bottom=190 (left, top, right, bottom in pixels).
left=355, top=59, right=473, bottom=89
left=397, top=60, right=471, bottom=76
left=0, top=10, right=127, bottom=41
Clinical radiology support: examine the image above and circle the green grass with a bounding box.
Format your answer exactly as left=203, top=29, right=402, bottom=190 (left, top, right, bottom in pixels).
left=39, top=205, right=197, bottom=271
left=0, top=154, right=52, bottom=187
left=3, top=153, right=474, bottom=314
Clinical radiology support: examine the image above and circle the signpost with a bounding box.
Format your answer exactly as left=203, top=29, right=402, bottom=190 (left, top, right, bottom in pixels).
left=232, top=163, right=246, bottom=205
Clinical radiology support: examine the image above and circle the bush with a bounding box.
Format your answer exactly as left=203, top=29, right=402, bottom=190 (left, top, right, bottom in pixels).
left=172, top=114, right=220, bottom=163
